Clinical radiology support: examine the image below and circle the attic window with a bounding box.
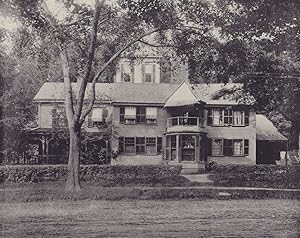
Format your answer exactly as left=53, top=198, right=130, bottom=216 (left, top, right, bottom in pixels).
left=143, top=64, right=155, bottom=83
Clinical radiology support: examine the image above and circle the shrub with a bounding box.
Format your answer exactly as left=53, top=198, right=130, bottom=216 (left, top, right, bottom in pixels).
left=211, top=164, right=300, bottom=189
left=0, top=164, right=182, bottom=185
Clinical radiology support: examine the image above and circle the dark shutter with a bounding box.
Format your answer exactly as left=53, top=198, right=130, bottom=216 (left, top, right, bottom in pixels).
left=142, top=64, right=145, bottom=83
left=207, top=109, right=213, bottom=126
left=119, top=106, right=125, bottom=123
left=245, top=110, right=249, bottom=126
left=120, top=64, right=124, bottom=82
left=207, top=138, right=212, bottom=156
left=52, top=109, right=57, bottom=128
left=102, top=108, right=108, bottom=122
left=118, top=137, right=124, bottom=153
left=157, top=137, right=162, bottom=154
left=152, top=64, right=156, bottom=83
left=88, top=110, right=93, bottom=128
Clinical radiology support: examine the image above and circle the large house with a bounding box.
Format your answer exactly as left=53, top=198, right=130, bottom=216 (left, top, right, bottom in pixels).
left=24, top=56, right=287, bottom=173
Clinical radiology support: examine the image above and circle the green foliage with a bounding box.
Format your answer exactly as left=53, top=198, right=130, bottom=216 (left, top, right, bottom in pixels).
left=0, top=164, right=182, bottom=184
left=211, top=164, right=300, bottom=189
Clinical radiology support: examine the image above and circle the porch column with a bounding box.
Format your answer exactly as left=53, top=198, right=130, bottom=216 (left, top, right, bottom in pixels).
left=176, top=134, right=181, bottom=162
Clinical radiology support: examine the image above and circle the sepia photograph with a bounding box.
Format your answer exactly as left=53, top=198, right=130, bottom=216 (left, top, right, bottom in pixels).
left=0, top=0, right=299, bottom=237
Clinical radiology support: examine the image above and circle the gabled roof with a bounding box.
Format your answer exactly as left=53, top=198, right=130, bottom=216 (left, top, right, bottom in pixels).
left=34, top=82, right=178, bottom=105
left=256, top=114, right=287, bottom=141
left=34, top=82, right=253, bottom=106
left=164, top=81, right=203, bottom=107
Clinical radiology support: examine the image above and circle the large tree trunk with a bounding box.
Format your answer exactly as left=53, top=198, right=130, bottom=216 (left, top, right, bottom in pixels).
left=66, top=126, right=81, bottom=191
left=288, top=120, right=300, bottom=156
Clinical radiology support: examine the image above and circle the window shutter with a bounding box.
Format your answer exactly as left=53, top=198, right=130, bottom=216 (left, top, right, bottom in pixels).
left=120, top=106, right=125, bottom=123
left=88, top=110, right=93, bottom=128
left=119, top=137, right=124, bottom=153
left=52, top=109, right=57, bottom=128
left=157, top=137, right=162, bottom=154
left=102, top=108, right=108, bottom=122
left=142, top=64, right=145, bottom=83
left=207, top=138, right=212, bottom=156
left=245, top=110, right=249, bottom=126
left=152, top=64, right=156, bottom=83
left=120, top=64, right=124, bottom=82
left=207, top=109, right=213, bottom=126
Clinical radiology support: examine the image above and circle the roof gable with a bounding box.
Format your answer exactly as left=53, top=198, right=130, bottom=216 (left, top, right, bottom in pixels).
left=164, top=81, right=202, bottom=107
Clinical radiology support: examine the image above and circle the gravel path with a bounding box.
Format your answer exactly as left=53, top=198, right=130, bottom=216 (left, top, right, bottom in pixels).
left=0, top=199, right=299, bottom=237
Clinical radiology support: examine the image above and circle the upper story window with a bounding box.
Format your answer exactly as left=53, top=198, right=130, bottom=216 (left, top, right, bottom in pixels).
left=143, top=64, right=155, bottom=83
left=207, top=108, right=249, bottom=126
left=121, top=63, right=133, bottom=82
left=52, top=108, right=67, bottom=128
left=120, top=106, right=157, bottom=124
left=88, top=107, right=108, bottom=128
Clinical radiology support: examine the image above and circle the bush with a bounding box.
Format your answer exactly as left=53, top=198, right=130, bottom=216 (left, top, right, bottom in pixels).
left=211, top=164, right=300, bottom=189
left=0, top=164, right=182, bottom=185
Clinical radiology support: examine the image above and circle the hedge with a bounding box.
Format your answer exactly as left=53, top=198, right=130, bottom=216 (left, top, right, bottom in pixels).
left=0, top=164, right=182, bottom=185
left=211, top=164, right=300, bottom=189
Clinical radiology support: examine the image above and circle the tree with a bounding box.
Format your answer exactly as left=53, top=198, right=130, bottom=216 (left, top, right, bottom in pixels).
left=1, top=0, right=217, bottom=191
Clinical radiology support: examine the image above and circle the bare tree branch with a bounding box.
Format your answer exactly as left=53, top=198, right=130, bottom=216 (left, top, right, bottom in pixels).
left=75, top=0, right=105, bottom=122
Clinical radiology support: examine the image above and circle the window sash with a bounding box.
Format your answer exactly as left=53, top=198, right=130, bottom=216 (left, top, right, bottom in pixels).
left=92, top=108, right=103, bottom=122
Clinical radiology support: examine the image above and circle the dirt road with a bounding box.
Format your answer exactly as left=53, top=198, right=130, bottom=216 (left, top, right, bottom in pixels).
left=0, top=199, right=299, bottom=237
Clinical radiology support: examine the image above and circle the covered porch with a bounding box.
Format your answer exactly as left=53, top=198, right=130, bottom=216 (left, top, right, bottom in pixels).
left=165, top=133, right=207, bottom=173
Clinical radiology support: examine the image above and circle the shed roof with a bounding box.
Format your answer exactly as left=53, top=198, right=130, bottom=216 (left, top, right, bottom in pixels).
left=256, top=114, right=288, bottom=141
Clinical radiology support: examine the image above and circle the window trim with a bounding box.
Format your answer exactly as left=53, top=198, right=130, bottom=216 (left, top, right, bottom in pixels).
left=210, top=138, right=249, bottom=157
left=207, top=108, right=249, bottom=127
left=119, top=136, right=162, bottom=155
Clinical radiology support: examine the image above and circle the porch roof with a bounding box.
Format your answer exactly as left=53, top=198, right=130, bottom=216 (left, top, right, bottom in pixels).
left=256, top=114, right=288, bottom=141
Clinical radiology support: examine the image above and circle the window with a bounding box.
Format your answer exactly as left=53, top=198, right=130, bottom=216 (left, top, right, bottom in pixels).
left=124, top=137, right=135, bottom=153
left=181, top=135, right=196, bottom=161
left=233, top=111, right=244, bottom=125
left=143, top=64, right=155, bottom=83
left=233, top=139, right=243, bottom=155
left=52, top=108, right=67, bottom=128
left=146, top=107, right=157, bottom=124
left=212, top=138, right=223, bottom=156
left=136, top=106, right=146, bottom=123
left=210, top=138, right=249, bottom=156
left=119, top=137, right=162, bottom=155
left=120, top=106, right=157, bottom=125
left=213, top=109, right=223, bottom=125
left=146, top=137, right=156, bottom=154
left=121, top=64, right=132, bottom=82
left=224, top=108, right=233, bottom=125
left=124, top=106, right=136, bottom=124
left=88, top=107, right=108, bottom=128
left=136, top=137, right=145, bottom=154
left=168, top=135, right=176, bottom=161
left=207, top=108, right=249, bottom=126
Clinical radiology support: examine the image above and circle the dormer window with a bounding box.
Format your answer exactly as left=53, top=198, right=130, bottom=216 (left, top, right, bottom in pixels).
left=143, top=64, right=155, bottom=83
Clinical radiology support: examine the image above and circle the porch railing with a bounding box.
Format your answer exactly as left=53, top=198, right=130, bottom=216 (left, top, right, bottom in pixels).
left=167, top=117, right=205, bottom=128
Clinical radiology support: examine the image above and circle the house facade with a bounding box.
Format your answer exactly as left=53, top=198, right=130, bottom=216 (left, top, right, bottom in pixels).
left=24, top=56, right=287, bottom=172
